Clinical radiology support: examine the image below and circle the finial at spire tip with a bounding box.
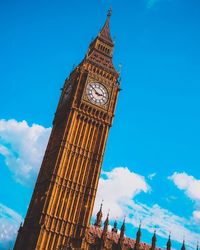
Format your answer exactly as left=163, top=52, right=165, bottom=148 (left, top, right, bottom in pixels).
left=107, top=6, right=112, bottom=17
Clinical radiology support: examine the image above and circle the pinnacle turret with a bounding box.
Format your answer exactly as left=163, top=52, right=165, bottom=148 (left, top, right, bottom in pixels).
left=167, top=234, right=171, bottom=250
left=150, top=230, right=157, bottom=250
left=120, top=218, right=126, bottom=236
left=94, top=203, right=103, bottom=227
left=102, top=213, right=109, bottom=238
left=118, top=218, right=126, bottom=247
left=181, top=240, right=186, bottom=250
left=100, top=212, right=109, bottom=249
left=134, top=223, right=142, bottom=250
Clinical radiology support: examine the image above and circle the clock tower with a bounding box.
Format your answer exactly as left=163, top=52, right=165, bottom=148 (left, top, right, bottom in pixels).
left=14, top=9, right=120, bottom=250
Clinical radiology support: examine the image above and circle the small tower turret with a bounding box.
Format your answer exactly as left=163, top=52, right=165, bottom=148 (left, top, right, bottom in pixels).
left=134, top=223, right=142, bottom=250
left=150, top=230, right=157, bottom=250
left=100, top=213, right=109, bottom=249
left=181, top=240, right=186, bottom=250
left=167, top=234, right=171, bottom=250
left=94, top=203, right=103, bottom=227
left=102, top=213, right=109, bottom=239
left=118, top=218, right=126, bottom=247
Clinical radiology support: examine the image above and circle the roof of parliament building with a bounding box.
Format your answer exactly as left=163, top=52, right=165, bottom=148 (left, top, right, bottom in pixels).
left=82, top=203, right=185, bottom=250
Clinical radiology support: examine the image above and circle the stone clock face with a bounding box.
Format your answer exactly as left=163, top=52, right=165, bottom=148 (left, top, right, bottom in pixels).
left=86, top=82, right=109, bottom=106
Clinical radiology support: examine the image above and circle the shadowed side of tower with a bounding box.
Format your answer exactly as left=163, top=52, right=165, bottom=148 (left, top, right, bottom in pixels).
left=14, top=9, right=120, bottom=250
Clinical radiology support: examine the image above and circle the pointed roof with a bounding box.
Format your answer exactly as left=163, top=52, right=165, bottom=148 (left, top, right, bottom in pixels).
left=151, top=230, right=157, bottom=250
left=105, top=212, right=109, bottom=225
left=136, top=223, right=142, bottom=239
left=119, top=217, right=126, bottom=245
left=118, top=218, right=126, bottom=248
left=181, top=240, right=186, bottom=250
left=102, top=212, right=109, bottom=234
left=167, top=235, right=171, bottom=250
left=84, top=8, right=119, bottom=75
left=101, top=212, right=109, bottom=243
left=134, top=223, right=142, bottom=250
left=98, top=7, right=114, bottom=46
left=94, top=203, right=103, bottom=227
left=136, top=223, right=142, bottom=243
left=120, top=218, right=126, bottom=233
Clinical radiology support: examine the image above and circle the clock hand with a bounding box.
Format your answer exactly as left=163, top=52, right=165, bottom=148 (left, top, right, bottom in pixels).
left=90, top=85, right=96, bottom=92
left=95, top=91, right=103, bottom=97
left=90, top=85, right=103, bottom=97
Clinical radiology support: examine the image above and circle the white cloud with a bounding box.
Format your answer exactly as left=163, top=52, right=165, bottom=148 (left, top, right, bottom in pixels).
left=127, top=203, right=200, bottom=246
left=148, top=172, right=157, bottom=180
left=0, top=145, right=10, bottom=156
left=193, top=210, right=200, bottom=221
left=169, top=172, right=200, bottom=201
left=94, top=167, right=150, bottom=219
left=169, top=172, right=200, bottom=223
left=0, top=203, right=22, bottom=248
left=0, top=119, right=51, bottom=186
left=94, top=167, right=200, bottom=248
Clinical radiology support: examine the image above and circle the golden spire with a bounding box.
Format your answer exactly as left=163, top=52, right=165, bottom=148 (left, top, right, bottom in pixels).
left=98, top=7, right=114, bottom=45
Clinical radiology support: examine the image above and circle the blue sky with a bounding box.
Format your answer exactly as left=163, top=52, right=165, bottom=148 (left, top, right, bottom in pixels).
left=0, top=0, right=200, bottom=249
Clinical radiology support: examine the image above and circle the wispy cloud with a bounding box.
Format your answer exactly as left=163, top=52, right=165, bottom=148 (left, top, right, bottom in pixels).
left=94, top=167, right=200, bottom=248
left=128, top=203, right=199, bottom=247
left=169, top=172, right=200, bottom=222
left=0, top=204, right=22, bottom=249
left=0, top=119, right=51, bottom=186
left=193, top=210, right=200, bottom=221
left=148, top=172, right=157, bottom=180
